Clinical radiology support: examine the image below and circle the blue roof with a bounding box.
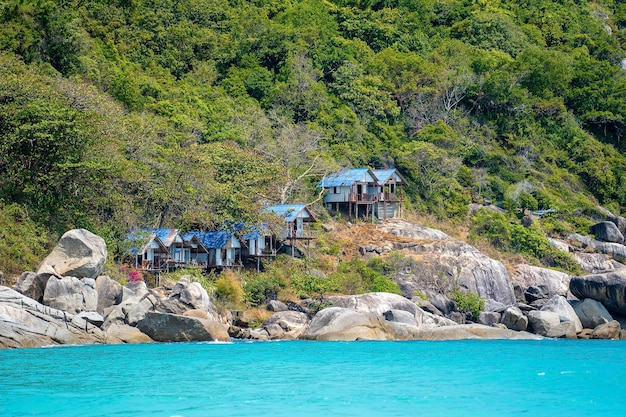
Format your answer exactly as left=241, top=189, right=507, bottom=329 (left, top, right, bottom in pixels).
left=185, top=231, right=233, bottom=249
left=126, top=230, right=167, bottom=255
left=143, top=228, right=179, bottom=246
left=316, top=168, right=378, bottom=188
left=265, top=204, right=308, bottom=222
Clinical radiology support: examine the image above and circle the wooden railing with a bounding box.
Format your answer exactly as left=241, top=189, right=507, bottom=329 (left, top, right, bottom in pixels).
left=348, top=193, right=378, bottom=202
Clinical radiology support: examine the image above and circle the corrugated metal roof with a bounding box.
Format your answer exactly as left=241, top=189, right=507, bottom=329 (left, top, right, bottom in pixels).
left=144, top=228, right=180, bottom=247
left=265, top=204, right=307, bottom=222
left=185, top=231, right=233, bottom=249
left=372, top=168, right=408, bottom=185
left=316, top=168, right=378, bottom=188
left=126, top=230, right=168, bottom=255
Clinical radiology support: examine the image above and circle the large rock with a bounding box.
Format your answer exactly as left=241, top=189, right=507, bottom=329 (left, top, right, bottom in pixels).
left=501, top=306, right=528, bottom=331
left=402, top=324, right=542, bottom=340
left=302, top=307, right=394, bottom=341
left=102, top=290, right=159, bottom=329
left=136, top=311, right=229, bottom=342
left=13, top=272, right=52, bottom=303
left=157, top=279, right=220, bottom=321
left=37, top=229, right=107, bottom=279
left=43, top=276, right=98, bottom=314
left=327, top=292, right=454, bottom=327
left=570, top=270, right=626, bottom=315
left=571, top=298, right=613, bottom=329
left=591, top=221, right=624, bottom=244
left=568, top=234, right=626, bottom=261
left=261, top=311, right=310, bottom=339
left=95, top=276, right=123, bottom=314
left=573, top=252, right=624, bottom=274
left=0, top=286, right=104, bottom=348
left=527, top=310, right=562, bottom=337
left=105, top=323, right=153, bottom=344
left=512, top=265, right=570, bottom=299
left=540, top=295, right=583, bottom=333
left=591, top=320, right=621, bottom=340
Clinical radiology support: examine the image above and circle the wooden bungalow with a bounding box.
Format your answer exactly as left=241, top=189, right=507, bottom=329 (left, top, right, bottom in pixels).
left=265, top=204, right=317, bottom=257
left=317, top=168, right=406, bottom=220
left=128, top=231, right=170, bottom=272
left=371, top=168, right=407, bottom=219
left=186, top=230, right=243, bottom=269
left=317, top=168, right=379, bottom=220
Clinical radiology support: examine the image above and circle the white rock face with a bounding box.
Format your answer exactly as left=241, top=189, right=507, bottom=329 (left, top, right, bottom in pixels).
left=512, top=265, right=571, bottom=298
left=37, top=229, right=107, bottom=279
left=540, top=295, right=583, bottom=333
left=43, top=276, right=98, bottom=314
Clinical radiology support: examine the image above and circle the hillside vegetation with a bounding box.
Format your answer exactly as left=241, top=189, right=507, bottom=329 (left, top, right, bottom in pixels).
left=1, top=0, right=626, bottom=275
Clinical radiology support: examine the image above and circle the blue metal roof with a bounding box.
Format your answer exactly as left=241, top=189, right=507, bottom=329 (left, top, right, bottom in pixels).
left=265, top=204, right=308, bottom=222
left=185, top=230, right=233, bottom=249
left=126, top=230, right=167, bottom=255
left=143, top=228, right=180, bottom=246
left=316, top=168, right=378, bottom=188
left=372, top=169, right=395, bottom=183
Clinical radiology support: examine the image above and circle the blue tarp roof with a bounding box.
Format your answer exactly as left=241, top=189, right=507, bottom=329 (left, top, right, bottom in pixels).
left=185, top=231, right=233, bottom=249
left=316, top=168, right=378, bottom=188
left=265, top=204, right=307, bottom=222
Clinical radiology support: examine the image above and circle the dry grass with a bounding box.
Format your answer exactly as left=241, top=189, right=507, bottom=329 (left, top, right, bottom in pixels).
left=243, top=308, right=274, bottom=328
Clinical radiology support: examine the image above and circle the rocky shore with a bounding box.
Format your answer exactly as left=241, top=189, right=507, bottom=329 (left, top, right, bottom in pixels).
left=2, top=219, right=626, bottom=349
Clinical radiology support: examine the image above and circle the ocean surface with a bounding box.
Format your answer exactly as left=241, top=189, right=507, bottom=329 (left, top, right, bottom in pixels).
left=1, top=339, right=625, bottom=416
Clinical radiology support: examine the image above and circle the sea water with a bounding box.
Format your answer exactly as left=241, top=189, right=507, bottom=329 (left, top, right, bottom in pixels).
left=1, top=339, right=625, bottom=417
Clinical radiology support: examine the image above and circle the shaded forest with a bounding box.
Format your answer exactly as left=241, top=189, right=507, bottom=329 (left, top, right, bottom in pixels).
left=1, top=0, right=626, bottom=274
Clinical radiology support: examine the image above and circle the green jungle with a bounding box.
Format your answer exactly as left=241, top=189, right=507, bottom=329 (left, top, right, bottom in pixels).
left=1, top=0, right=626, bottom=306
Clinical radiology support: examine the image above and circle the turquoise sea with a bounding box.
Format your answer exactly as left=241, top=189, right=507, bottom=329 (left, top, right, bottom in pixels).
left=1, top=340, right=625, bottom=416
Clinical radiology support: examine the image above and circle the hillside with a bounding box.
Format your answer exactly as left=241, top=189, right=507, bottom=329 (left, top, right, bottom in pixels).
left=1, top=0, right=626, bottom=275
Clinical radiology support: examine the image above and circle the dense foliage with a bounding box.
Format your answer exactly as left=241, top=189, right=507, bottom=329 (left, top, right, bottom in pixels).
left=1, top=0, right=626, bottom=274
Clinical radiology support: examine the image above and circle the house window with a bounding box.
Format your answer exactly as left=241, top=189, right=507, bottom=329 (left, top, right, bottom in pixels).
left=390, top=184, right=395, bottom=193
left=334, top=187, right=339, bottom=194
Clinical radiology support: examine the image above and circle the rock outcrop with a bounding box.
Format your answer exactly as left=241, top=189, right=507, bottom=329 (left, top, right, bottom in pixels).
left=0, top=286, right=104, bottom=348
left=136, top=311, right=229, bottom=342
left=590, top=221, right=624, bottom=244
left=571, top=298, right=613, bottom=329
left=573, top=252, right=624, bottom=274
left=568, top=234, right=626, bottom=261
left=570, top=270, right=626, bottom=315
left=13, top=272, right=52, bottom=303
left=260, top=311, right=310, bottom=339
left=501, top=306, right=528, bottom=331
left=37, top=229, right=107, bottom=279
left=43, top=276, right=98, bottom=314
left=540, top=296, right=582, bottom=333
left=512, top=265, right=570, bottom=299
left=95, top=275, right=123, bottom=314
left=302, top=307, right=395, bottom=341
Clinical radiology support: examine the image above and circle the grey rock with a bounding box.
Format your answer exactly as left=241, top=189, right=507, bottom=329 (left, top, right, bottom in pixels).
left=302, top=307, right=392, bottom=341
left=390, top=324, right=541, bottom=340
left=540, top=296, right=583, bottom=333
left=13, top=272, right=52, bottom=303
left=102, top=291, right=159, bottom=328
left=591, top=320, right=621, bottom=340
left=567, top=234, right=626, bottom=260
left=449, top=311, right=466, bottom=324
left=478, top=311, right=501, bottom=326
left=412, top=296, right=444, bottom=316
left=37, top=229, right=107, bottom=279
left=137, top=311, right=229, bottom=342
left=75, top=311, right=104, bottom=327
left=524, top=286, right=548, bottom=303
left=591, top=221, right=624, bottom=244
left=95, top=276, right=123, bottom=314
left=501, top=306, right=528, bottom=331
left=381, top=219, right=449, bottom=240
left=570, top=270, right=626, bottom=315
left=424, top=291, right=453, bottom=315
left=548, top=238, right=570, bottom=253
left=527, top=310, right=561, bottom=337
left=170, top=278, right=213, bottom=312
left=544, top=321, right=578, bottom=339
left=105, top=323, right=153, bottom=344
left=513, top=264, right=571, bottom=299
left=261, top=311, right=310, bottom=339
left=267, top=300, right=289, bottom=312
left=573, top=252, right=623, bottom=274
left=43, top=276, right=98, bottom=314
left=571, top=298, right=613, bottom=329
left=383, top=309, right=418, bottom=326
left=125, top=281, right=149, bottom=299
left=0, top=286, right=105, bottom=348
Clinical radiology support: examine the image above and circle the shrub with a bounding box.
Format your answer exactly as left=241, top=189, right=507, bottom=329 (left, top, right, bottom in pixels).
left=244, top=275, right=286, bottom=306
left=214, top=271, right=244, bottom=308
left=451, top=289, right=484, bottom=320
